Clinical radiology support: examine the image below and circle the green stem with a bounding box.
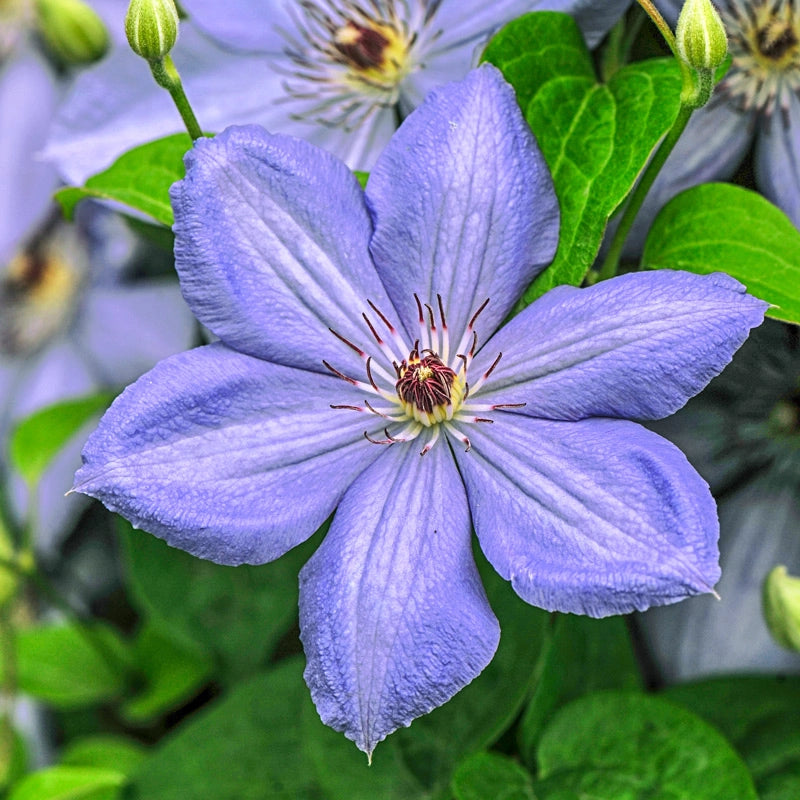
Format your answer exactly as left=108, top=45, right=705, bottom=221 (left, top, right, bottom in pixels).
left=595, top=102, right=694, bottom=282
left=0, top=608, right=16, bottom=782
left=149, top=55, right=203, bottom=140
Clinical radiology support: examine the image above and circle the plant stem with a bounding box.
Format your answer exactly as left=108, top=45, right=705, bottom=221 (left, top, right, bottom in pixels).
left=595, top=102, right=694, bottom=282
left=149, top=55, right=203, bottom=140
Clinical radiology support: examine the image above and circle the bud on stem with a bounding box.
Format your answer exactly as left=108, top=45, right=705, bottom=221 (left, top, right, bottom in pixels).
left=676, top=0, right=728, bottom=71
left=34, top=0, right=109, bottom=66
left=125, top=0, right=179, bottom=62
left=763, top=565, right=800, bottom=652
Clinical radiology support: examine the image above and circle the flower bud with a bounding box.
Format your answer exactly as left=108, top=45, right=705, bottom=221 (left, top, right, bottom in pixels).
left=763, top=565, right=800, bottom=652
left=125, top=0, right=179, bottom=62
left=675, top=0, right=728, bottom=70
left=34, top=0, right=109, bottom=66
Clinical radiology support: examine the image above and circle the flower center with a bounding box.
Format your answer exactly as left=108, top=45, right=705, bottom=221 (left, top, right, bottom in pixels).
left=326, top=295, right=522, bottom=455
left=719, top=0, right=800, bottom=116
left=395, top=348, right=465, bottom=426
left=0, top=216, right=87, bottom=357
left=277, top=0, right=438, bottom=131
left=332, top=19, right=407, bottom=85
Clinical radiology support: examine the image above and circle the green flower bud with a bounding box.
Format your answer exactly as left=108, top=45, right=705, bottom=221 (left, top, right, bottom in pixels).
left=125, top=0, right=179, bottom=62
left=763, top=565, right=800, bottom=652
left=676, top=0, right=728, bottom=71
left=34, top=0, right=109, bottom=66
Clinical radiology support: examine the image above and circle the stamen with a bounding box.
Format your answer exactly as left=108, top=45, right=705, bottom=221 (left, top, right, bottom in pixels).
left=367, top=299, right=407, bottom=359
left=467, top=297, right=490, bottom=330
left=323, top=359, right=359, bottom=384
left=419, top=425, right=440, bottom=456
left=445, top=422, right=472, bottom=452
left=414, top=293, right=432, bottom=352
left=364, top=399, right=404, bottom=419
left=437, top=294, right=450, bottom=362
left=468, top=352, right=502, bottom=395
left=329, top=327, right=365, bottom=356
left=454, top=297, right=489, bottom=357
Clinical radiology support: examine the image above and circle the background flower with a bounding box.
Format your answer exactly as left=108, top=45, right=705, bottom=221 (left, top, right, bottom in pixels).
left=0, top=18, right=196, bottom=552
left=45, top=0, right=631, bottom=183
left=73, top=65, right=765, bottom=753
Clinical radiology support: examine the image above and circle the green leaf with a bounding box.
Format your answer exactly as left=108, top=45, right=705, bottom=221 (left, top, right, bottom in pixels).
left=451, top=752, right=536, bottom=800
left=9, top=393, right=114, bottom=486
left=519, top=615, right=642, bottom=766
left=55, top=134, right=193, bottom=227
left=663, top=676, right=800, bottom=799
left=61, top=736, right=148, bottom=776
left=8, top=766, right=126, bottom=800
left=122, top=622, right=213, bottom=723
left=536, top=691, right=758, bottom=800
left=393, top=553, right=550, bottom=795
left=482, top=12, right=595, bottom=109
left=483, top=12, right=681, bottom=304
left=643, top=183, right=800, bottom=325
left=10, top=623, right=129, bottom=708
left=130, top=658, right=320, bottom=800
left=119, top=518, right=321, bottom=682
left=0, top=725, right=28, bottom=790
left=533, top=766, right=680, bottom=799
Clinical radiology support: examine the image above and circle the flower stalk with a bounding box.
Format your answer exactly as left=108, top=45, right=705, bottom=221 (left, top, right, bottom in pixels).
left=148, top=55, right=203, bottom=141
left=125, top=0, right=203, bottom=140
left=597, top=0, right=728, bottom=280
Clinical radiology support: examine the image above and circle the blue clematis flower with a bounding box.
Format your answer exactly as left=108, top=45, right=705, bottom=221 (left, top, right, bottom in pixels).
left=46, top=0, right=631, bottom=183
left=629, top=0, right=800, bottom=247
left=73, top=65, right=766, bottom=754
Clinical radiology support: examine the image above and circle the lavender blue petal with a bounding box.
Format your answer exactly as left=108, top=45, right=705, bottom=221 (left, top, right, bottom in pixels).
left=367, top=63, right=559, bottom=341
left=654, top=0, right=682, bottom=26
left=641, top=476, right=800, bottom=680
left=73, top=343, right=382, bottom=565
left=75, top=282, right=196, bottom=386
left=5, top=339, right=97, bottom=425
left=428, top=0, right=540, bottom=53
left=171, top=125, right=394, bottom=373
left=0, top=48, right=60, bottom=263
left=45, top=26, right=293, bottom=184
left=452, top=415, right=721, bottom=616
left=755, top=91, right=800, bottom=228
left=474, top=271, right=766, bottom=421
left=538, top=0, right=633, bottom=46
left=178, top=0, right=290, bottom=53
left=300, top=437, right=499, bottom=755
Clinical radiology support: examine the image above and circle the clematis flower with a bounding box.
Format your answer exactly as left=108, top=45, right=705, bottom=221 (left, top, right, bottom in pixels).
left=641, top=320, right=800, bottom=680
left=73, top=65, right=766, bottom=754
left=46, top=0, right=631, bottom=183
left=628, top=0, right=800, bottom=249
